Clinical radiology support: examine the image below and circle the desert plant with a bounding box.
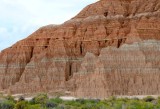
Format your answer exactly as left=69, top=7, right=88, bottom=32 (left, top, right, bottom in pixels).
left=143, top=96, right=155, bottom=102
left=28, top=98, right=36, bottom=105
left=75, top=99, right=86, bottom=104
left=27, top=104, right=41, bottom=109
left=49, top=97, right=63, bottom=104
left=88, top=99, right=100, bottom=104
left=5, top=95, right=15, bottom=103
left=108, top=96, right=117, bottom=101
left=18, top=96, right=25, bottom=102
left=34, top=93, right=48, bottom=104
left=0, top=100, right=15, bottom=109
left=14, top=101, right=28, bottom=109
left=45, top=101, right=57, bottom=108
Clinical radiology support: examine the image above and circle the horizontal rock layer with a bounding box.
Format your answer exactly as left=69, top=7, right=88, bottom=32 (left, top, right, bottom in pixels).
left=71, top=40, right=160, bottom=98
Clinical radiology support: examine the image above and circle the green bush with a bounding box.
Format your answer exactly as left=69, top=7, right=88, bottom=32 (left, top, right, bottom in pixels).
left=14, top=101, right=42, bottom=109
left=1, top=95, right=160, bottom=109
left=28, top=98, right=36, bottom=105
left=18, top=97, right=25, bottom=102
left=5, top=95, right=15, bottom=103
left=49, top=97, right=63, bottom=104
left=81, top=103, right=96, bottom=109
left=143, top=96, right=155, bottom=102
left=0, top=93, right=4, bottom=99
left=75, top=99, right=86, bottom=104
left=0, top=100, right=15, bottom=109
left=45, top=101, right=57, bottom=108
left=65, top=100, right=83, bottom=107
left=108, top=96, right=117, bottom=102
left=89, top=99, right=100, bottom=103
left=27, top=104, right=41, bottom=109
left=142, top=102, right=154, bottom=109
left=14, top=101, right=28, bottom=109
left=33, top=93, right=48, bottom=104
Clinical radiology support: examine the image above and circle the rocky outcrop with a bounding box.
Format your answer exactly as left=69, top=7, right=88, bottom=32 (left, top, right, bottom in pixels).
left=71, top=40, right=160, bottom=98
left=0, top=0, right=160, bottom=98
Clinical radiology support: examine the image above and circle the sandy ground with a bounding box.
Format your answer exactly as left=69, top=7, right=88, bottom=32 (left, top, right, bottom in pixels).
left=14, top=96, right=77, bottom=101
left=59, top=96, right=77, bottom=101
left=117, top=95, right=160, bottom=99
left=18, top=95, right=160, bottom=101
left=2, top=93, right=160, bottom=101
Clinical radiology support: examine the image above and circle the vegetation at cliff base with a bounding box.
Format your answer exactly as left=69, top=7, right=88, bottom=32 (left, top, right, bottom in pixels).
left=1, top=94, right=160, bottom=109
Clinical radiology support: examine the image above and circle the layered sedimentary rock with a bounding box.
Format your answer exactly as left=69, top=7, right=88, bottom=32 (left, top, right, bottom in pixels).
left=72, top=40, right=160, bottom=98
left=0, top=0, right=160, bottom=98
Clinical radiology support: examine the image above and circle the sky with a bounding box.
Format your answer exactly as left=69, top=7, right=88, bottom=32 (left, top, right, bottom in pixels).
left=0, top=0, right=96, bottom=51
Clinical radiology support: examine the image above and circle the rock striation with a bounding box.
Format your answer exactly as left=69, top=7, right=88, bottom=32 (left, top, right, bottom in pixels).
left=72, top=40, right=160, bottom=98
left=0, top=0, right=160, bottom=98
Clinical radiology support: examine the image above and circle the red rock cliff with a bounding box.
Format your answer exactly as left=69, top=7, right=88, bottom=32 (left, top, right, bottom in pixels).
left=0, top=0, right=160, bottom=98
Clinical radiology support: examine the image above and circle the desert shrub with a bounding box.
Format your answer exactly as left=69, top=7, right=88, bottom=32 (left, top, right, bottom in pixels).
left=111, top=101, right=124, bottom=109
left=0, top=100, right=15, bottom=109
left=157, top=96, right=160, bottom=100
left=18, top=97, right=25, bottom=102
left=143, top=96, right=155, bottom=102
left=28, top=98, right=35, bottom=105
left=65, top=100, right=81, bottom=107
left=27, top=104, right=41, bottom=109
left=2, top=95, right=160, bottom=109
left=33, top=93, right=48, bottom=104
left=49, top=97, right=63, bottom=104
left=5, top=95, right=15, bottom=103
left=0, top=93, right=4, bottom=99
left=14, top=101, right=28, bottom=109
left=82, top=102, right=108, bottom=109
left=155, top=103, right=160, bottom=109
left=141, top=102, right=154, bottom=109
left=45, top=101, right=57, bottom=108
left=117, top=97, right=129, bottom=102
left=63, top=105, right=70, bottom=109
left=88, top=99, right=100, bottom=104
left=57, top=106, right=65, bottom=109
left=126, top=100, right=142, bottom=109
left=52, top=104, right=65, bottom=109
left=75, top=99, right=86, bottom=104
left=81, top=103, right=96, bottom=109
left=108, top=96, right=117, bottom=102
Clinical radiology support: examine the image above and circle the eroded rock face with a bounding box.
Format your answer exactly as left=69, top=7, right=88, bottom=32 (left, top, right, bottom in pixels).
left=0, top=0, right=160, bottom=97
left=72, top=40, right=160, bottom=98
